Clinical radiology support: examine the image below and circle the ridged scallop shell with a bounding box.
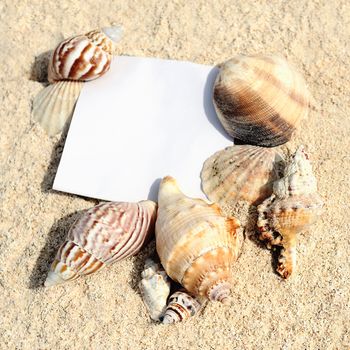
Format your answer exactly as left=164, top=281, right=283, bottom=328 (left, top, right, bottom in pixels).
left=45, top=200, right=157, bottom=287
left=139, top=259, right=171, bottom=321
left=213, top=54, right=310, bottom=147
left=155, top=176, right=240, bottom=303
left=257, top=146, right=323, bottom=278
left=201, top=145, right=284, bottom=206
left=32, top=80, right=83, bottom=135
left=33, top=25, right=123, bottom=135
left=162, top=289, right=205, bottom=324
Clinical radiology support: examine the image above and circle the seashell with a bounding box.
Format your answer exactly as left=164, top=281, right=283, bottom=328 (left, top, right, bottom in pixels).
left=45, top=200, right=156, bottom=287
left=139, top=259, right=171, bottom=321
left=162, top=289, right=205, bottom=324
left=155, top=176, right=240, bottom=303
left=32, top=25, right=123, bottom=136
left=257, top=146, right=323, bottom=278
left=201, top=144, right=284, bottom=206
left=213, top=54, right=310, bottom=147
left=32, top=81, right=83, bottom=135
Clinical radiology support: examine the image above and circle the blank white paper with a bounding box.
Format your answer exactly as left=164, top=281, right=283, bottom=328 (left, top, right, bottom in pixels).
left=53, top=56, right=231, bottom=202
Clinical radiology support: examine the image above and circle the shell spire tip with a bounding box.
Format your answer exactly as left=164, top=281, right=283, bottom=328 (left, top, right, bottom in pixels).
left=44, top=271, right=66, bottom=287
left=162, top=314, right=175, bottom=324
left=207, top=281, right=232, bottom=303
left=102, top=25, right=123, bottom=43
left=158, top=176, right=182, bottom=201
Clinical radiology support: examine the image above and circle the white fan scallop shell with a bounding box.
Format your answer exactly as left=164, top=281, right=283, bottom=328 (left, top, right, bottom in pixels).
left=201, top=145, right=284, bottom=206
left=32, top=81, right=83, bottom=136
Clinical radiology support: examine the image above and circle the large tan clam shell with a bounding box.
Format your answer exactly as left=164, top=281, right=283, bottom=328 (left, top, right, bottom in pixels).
left=257, top=146, right=323, bottom=278
left=213, top=54, right=310, bottom=147
left=155, top=176, right=240, bottom=303
left=201, top=144, right=284, bottom=206
left=45, top=200, right=157, bottom=287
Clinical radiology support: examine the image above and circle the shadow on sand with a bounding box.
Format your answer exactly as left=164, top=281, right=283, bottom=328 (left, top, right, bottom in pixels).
left=30, top=50, right=51, bottom=83
left=28, top=210, right=85, bottom=289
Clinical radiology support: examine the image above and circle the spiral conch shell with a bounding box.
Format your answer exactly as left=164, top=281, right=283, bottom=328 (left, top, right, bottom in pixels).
left=33, top=26, right=123, bottom=136
left=257, top=146, right=323, bottom=278
left=213, top=54, right=310, bottom=147
left=155, top=176, right=240, bottom=304
left=162, top=289, right=205, bottom=324
left=45, top=200, right=156, bottom=287
left=201, top=145, right=284, bottom=207
left=139, top=259, right=171, bottom=321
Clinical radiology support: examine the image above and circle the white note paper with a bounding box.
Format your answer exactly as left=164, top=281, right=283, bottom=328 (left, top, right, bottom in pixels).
left=53, top=56, right=231, bottom=202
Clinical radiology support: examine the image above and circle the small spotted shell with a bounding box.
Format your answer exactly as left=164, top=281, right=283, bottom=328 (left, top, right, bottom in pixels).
left=139, top=259, right=171, bottom=321
left=155, top=176, right=240, bottom=303
left=162, top=289, right=205, bottom=324
left=213, top=54, right=310, bottom=147
left=45, top=200, right=157, bottom=287
left=201, top=144, right=284, bottom=207
left=257, top=146, right=323, bottom=278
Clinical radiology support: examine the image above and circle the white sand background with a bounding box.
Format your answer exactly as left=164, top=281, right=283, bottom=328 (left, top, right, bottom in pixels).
left=1, top=1, right=349, bottom=349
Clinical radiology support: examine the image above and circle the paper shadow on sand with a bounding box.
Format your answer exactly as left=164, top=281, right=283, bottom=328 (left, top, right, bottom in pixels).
left=28, top=210, right=85, bottom=289
left=40, top=124, right=71, bottom=193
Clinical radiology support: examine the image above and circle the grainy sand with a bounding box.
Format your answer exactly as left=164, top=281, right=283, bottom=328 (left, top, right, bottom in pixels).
left=1, top=1, right=349, bottom=349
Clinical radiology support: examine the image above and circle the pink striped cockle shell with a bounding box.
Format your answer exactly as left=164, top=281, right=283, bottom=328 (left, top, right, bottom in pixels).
left=48, top=26, right=123, bottom=83
left=45, top=200, right=157, bottom=287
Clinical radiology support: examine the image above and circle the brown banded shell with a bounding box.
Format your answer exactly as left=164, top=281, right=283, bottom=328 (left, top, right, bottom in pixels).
left=162, top=289, right=205, bottom=324
left=201, top=145, right=284, bottom=206
left=48, top=27, right=122, bottom=83
left=45, top=200, right=157, bottom=287
left=155, top=176, right=240, bottom=304
left=213, top=54, right=310, bottom=147
left=139, top=259, right=171, bottom=321
left=257, top=146, right=323, bottom=278
left=33, top=25, right=123, bottom=135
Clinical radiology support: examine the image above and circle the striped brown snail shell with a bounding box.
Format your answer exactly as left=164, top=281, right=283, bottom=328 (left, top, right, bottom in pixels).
left=45, top=200, right=156, bottom=287
left=162, top=289, right=205, bottom=324
left=32, top=26, right=123, bottom=136
left=48, top=27, right=121, bottom=82
left=213, top=54, right=310, bottom=147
